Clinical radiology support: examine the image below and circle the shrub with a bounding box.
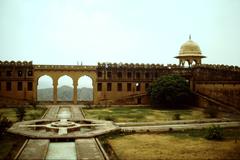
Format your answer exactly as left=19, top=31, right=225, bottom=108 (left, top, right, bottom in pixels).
left=172, top=113, right=181, bottom=120
left=204, top=106, right=218, bottom=118
left=0, top=114, right=12, bottom=137
left=15, top=107, right=26, bottom=121
left=205, top=125, right=224, bottom=140
left=104, top=115, right=116, bottom=121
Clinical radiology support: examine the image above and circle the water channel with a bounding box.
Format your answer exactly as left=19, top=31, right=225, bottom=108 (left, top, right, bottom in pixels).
left=46, top=107, right=77, bottom=160
left=46, top=142, right=77, bottom=160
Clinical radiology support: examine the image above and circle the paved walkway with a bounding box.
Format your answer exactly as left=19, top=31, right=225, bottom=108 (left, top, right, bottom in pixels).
left=42, top=105, right=85, bottom=120
left=121, top=120, right=240, bottom=132
left=18, top=139, right=49, bottom=160
left=75, top=139, right=105, bottom=160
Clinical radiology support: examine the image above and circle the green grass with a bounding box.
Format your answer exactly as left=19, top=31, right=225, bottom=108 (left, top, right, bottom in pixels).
left=84, top=106, right=210, bottom=122
left=0, top=107, right=46, bottom=122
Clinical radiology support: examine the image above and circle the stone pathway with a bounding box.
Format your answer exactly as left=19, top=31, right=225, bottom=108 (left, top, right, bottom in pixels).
left=18, top=139, right=49, bottom=160
left=42, top=105, right=59, bottom=119
left=75, top=139, right=105, bottom=160
left=121, top=121, right=240, bottom=133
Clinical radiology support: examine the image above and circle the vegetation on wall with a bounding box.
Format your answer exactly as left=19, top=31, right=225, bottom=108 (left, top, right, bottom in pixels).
left=148, top=75, right=193, bottom=107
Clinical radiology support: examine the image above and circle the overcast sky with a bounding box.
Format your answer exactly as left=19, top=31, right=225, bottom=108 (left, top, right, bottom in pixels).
left=1, top=0, right=240, bottom=67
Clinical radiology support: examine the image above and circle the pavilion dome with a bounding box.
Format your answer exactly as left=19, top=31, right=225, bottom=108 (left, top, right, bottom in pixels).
left=175, top=35, right=206, bottom=66
left=178, top=36, right=202, bottom=56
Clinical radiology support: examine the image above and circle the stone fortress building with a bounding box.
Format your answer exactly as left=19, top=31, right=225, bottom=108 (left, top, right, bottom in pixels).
left=0, top=37, right=240, bottom=111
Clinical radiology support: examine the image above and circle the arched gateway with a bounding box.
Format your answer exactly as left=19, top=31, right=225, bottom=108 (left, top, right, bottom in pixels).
left=34, top=65, right=97, bottom=104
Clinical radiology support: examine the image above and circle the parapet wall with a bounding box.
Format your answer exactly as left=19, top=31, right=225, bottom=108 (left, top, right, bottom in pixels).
left=0, top=60, right=33, bottom=66
left=192, top=64, right=240, bottom=81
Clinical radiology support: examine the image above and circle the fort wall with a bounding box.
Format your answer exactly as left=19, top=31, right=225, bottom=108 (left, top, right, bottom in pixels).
left=0, top=61, right=240, bottom=111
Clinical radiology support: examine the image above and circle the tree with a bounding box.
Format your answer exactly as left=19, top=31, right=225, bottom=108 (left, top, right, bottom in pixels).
left=148, top=75, right=192, bottom=107
left=0, top=114, right=12, bottom=137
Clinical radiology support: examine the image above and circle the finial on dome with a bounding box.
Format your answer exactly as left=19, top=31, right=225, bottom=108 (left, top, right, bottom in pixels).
left=189, top=34, right=191, bottom=40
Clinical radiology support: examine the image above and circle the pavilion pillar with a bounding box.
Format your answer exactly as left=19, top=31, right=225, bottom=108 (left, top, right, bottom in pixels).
left=73, top=79, right=78, bottom=105
left=53, top=79, right=58, bottom=104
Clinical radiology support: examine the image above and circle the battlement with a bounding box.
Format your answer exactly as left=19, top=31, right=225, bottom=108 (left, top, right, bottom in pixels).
left=193, top=64, right=240, bottom=72
left=0, top=60, right=33, bottom=66
left=97, top=62, right=181, bottom=69
left=97, top=62, right=240, bottom=72
left=34, top=64, right=96, bottom=70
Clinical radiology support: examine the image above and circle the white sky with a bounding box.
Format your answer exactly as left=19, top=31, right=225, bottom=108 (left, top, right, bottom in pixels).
left=1, top=0, right=240, bottom=87
left=1, top=0, right=240, bottom=66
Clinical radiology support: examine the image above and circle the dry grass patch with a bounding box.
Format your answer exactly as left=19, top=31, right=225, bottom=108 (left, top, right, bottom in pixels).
left=108, top=134, right=240, bottom=160
left=84, top=107, right=212, bottom=122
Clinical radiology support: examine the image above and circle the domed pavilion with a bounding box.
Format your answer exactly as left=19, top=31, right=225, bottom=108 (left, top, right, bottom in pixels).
left=175, top=35, right=206, bottom=67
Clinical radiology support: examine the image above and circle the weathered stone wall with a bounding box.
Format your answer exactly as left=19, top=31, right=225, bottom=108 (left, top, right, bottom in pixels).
left=195, top=83, right=240, bottom=109
left=0, top=61, right=34, bottom=105
left=192, top=65, right=240, bottom=109
left=96, top=62, right=192, bottom=105
left=1, top=61, right=240, bottom=107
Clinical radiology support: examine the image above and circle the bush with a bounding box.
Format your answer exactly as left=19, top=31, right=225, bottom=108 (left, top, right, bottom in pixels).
left=98, top=115, right=115, bottom=121
left=0, top=114, right=12, bottom=137
left=205, top=125, right=224, bottom=140
left=172, top=113, right=181, bottom=120
left=204, top=106, right=218, bottom=118
left=15, top=107, right=26, bottom=121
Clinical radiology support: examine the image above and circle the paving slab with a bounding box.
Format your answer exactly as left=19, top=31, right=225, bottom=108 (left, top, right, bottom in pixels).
left=71, top=106, right=85, bottom=120
left=43, top=106, right=59, bottom=119
left=18, top=139, right=49, bottom=160
left=75, top=138, right=105, bottom=160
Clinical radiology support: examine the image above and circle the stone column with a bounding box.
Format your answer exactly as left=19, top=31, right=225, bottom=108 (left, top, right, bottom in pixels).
left=33, top=80, right=38, bottom=103
left=53, top=79, right=58, bottom=104
left=73, top=79, right=78, bottom=105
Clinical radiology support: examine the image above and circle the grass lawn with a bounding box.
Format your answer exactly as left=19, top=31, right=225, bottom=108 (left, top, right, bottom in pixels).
left=0, top=107, right=46, bottom=122
left=106, top=128, right=240, bottom=160
left=84, top=106, right=219, bottom=122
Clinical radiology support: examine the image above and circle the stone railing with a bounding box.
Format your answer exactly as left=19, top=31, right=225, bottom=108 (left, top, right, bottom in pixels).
left=0, top=60, right=33, bottom=66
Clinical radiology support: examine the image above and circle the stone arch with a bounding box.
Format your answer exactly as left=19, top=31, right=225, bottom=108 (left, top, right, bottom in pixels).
left=57, top=75, right=74, bottom=102
left=37, top=75, right=53, bottom=101
left=77, top=75, right=93, bottom=102
left=33, top=69, right=97, bottom=104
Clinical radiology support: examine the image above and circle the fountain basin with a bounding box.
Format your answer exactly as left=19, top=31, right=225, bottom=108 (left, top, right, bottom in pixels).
left=8, top=119, right=120, bottom=139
